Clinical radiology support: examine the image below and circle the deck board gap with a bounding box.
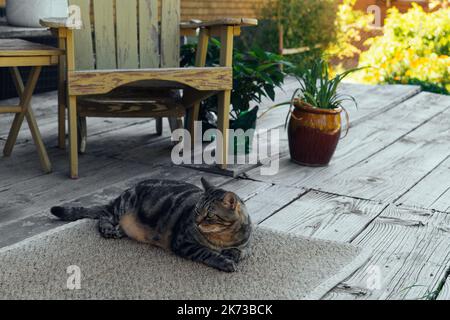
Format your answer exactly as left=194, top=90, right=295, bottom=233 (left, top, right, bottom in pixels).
left=393, top=154, right=450, bottom=204
left=348, top=203, right=390, bottom=243
left=326, top=106, right=450, bottom=181
left=257, top=189, right=310, bottom=225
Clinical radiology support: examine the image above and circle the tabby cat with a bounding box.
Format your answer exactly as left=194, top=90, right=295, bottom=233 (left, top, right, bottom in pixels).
left=51, top=178, right=253, bottom=272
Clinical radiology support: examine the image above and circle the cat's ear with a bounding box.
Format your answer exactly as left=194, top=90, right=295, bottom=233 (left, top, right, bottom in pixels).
left=201, top=177, right=215, bottom=192
left=223, top=192, right=237, bottom=210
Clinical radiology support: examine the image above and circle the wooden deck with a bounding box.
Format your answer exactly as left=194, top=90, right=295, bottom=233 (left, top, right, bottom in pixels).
left=0, top=79, right=449, bottom=300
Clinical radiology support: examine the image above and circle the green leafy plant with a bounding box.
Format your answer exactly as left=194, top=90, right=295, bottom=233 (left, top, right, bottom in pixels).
left=231, top=47, right=292, bottom=117
left=286, top=58, right=362, bottom=130
left=260, top=57, right=363, bottom=127
left=181, top=39, right=292, bottom=120
left=294, top=58, right=361, bottom=110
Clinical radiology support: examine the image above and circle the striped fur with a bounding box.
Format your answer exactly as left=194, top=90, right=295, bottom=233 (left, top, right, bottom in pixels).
left=51, top=178, right=253, bottom=272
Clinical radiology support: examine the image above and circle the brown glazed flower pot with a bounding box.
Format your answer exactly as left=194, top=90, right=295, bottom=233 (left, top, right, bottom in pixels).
left=288, top=100, right=343, bottom=167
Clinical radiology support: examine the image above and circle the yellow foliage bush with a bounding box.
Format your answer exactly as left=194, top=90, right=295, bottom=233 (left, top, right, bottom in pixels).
left=357, top=4, right=450, bottom=94
left=327, top=0, right=374, bottom=60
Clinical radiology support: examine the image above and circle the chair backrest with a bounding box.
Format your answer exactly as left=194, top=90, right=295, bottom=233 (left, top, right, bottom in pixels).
left=70, top=0, right=180, bottom=71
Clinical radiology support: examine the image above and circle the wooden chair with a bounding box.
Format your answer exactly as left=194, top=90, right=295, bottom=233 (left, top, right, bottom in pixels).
left=41, top=0, right=257, bottom=179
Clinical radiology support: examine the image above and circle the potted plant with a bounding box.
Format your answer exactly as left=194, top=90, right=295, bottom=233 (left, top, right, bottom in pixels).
left=181, top=40, right=291, bottom=154
left=6, top=0, right=67, bottom=28
left=229, top=47, right=291, bottom=154
left=278, top=58, right=361, bottom=166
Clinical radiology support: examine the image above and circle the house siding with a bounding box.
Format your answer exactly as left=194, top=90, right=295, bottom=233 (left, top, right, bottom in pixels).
left=181, top=0, right=266, bottom=21
left=180, top=0, right=430, bottom=22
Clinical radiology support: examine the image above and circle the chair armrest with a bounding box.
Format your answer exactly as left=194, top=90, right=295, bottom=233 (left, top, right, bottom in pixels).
left=180, top=18, right=258, bottom=30
left=40, top=18, right=76, bottom=29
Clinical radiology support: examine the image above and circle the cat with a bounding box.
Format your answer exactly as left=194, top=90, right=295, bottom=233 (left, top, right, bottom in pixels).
left=50, top=178, right=253, bottom=273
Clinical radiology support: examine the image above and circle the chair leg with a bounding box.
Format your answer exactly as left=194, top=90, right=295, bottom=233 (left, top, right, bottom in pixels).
left=177, top=118, right=184, bottom=130
left=156, top=118, right=163, bottom=136
left=26, top=107, right=52, bottom=173
left=217, top=90, right=231, bottom=169
left=168, top=117, right=183, bottom=133
left=168, top=117, right=184, bottom=146
left=3, top=112, right=26, bottom=157
left=217, top=26, right=233, bottom=170
left=57, top=86, right=66, bottom=150
left=78, top=116, right=87, bottom=154
left=58, top=32, right=67, bottom=150
left=4, top=67, right=42, bottom=157
left=189, top=103, right=200, bottom=146
left=68, top=96, right=79, bottom=179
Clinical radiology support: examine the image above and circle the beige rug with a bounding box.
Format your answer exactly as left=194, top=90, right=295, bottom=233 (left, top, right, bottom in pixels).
left=0, top=220, right=371, bottom=300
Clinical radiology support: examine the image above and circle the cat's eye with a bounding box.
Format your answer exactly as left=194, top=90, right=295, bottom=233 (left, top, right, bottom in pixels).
left=207, top=212, right=214, bottom=219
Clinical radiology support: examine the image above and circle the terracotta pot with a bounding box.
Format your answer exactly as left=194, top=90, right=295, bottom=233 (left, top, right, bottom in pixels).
left=288, top=100, right=344, bottom=166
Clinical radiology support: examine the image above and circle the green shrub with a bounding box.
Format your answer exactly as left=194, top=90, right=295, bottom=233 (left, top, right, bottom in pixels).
left=357, top=4, right=450, bottom=94
left=181, top=39, right=291, bottom=120
left=236, top=0, right=338, bottom=68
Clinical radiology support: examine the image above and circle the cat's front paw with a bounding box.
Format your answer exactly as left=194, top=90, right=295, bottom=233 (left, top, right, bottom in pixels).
left=216, top=258, right=237, bottom=273
left=222, top=248, right=242, bottom=263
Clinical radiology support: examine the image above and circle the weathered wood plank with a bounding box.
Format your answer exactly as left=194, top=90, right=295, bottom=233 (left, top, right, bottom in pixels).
left=261, top=190, right=387, bottom=242
left=0, top=18, right=51, bottom=39
left=160, top=0, right=180, bottom=68
left=0, top=39, right=63, bottom=56
left=396, top=156, right=450, bottom=213
left=0, top=155, right=147, bottom=224
left=325, top=204, right=450, bottom=300
left=116, top=0, right=139, bottom=69
left=248, top=184, right=306, bottom=224
left=343, top=84, right=421, bottom=127
left=248, top=92, right=450, bottom=193
left=0, top=56, right=59, bottom=68
left=220, top=179, right=273, bottom=202
left=68, top=67, right=232, bottom=95
left=139, top=0, right=160, bottom=68
left=312, top=101, right=450, bottom=203
left=180, top=18, right=258, bottom=29
left=70, top=0, right=95, bottom=70
left=93, top=0, right=117, bottom=69
left=79, top=120, right=175, bottom=163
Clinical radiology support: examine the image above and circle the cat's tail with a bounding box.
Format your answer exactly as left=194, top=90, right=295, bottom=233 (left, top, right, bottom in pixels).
left=50, top=205, right=107, bottom=222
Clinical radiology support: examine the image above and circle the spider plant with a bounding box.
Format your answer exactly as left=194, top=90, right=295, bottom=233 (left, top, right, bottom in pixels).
left=259, top=57, right=365, bottom=126
left=296, top=57, right=362, bottom=110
